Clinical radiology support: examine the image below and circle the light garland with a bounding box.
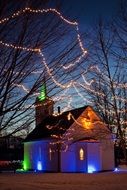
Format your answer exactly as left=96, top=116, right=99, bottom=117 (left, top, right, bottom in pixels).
left=0, top=41, right=40, bottom=52
left=81, top=74, right=94, bottom=86
left=97, top=102, right=126, bottom=115
left=0, top=7, right=77, bottom=25
left=13, top=83, right=30, bottom=93
left=62, top=53, right=85, bottom=70
left=89, top=65, right=127, bottom=90
left=73, top=83, right=92, bottom=104
left=0, top=7, right=126, bottom=129
left=0, top=7, right=87, bottom=91
left=12, top=83, right=39, bottom=96
left=0, top=7, right=87, bottom=55
left=78, top=82, right=106, bottom=97
left=39, top=51, right=76, bottom=89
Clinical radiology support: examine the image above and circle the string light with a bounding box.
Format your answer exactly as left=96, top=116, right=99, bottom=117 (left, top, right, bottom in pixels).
left=0, top=7, right=126, bottom=131
left=13, top=83, right=30, bottom=93
left=0, top=7, right=125, bottom=95
left=62, top=53, right=85, bottom=70
left=73, top=83, right=92, bottom=104
left=78, top=82, right=106, bottom=97
left=0, top=7, right=87, bottom=55
left=89, top=65, right=127, bottom=90
left=81, top=74, right=94, bottom=86
left=0, top=7, right=77, bottom=25
left=76, top=81, right=127, bottom=103
left=0, top=41, right=40, bottom=52
left=0, top=7, right=87, bottom=91
left=96, top=102, right=126, bottom=115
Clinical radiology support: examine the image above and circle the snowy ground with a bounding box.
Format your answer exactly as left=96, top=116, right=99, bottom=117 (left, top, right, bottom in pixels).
left=0, top=170, right=127, bottom=190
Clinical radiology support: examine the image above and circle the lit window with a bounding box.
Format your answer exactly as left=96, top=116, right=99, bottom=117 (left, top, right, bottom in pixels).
left=79, top=148, right=84, bottom=160
left=49, top=148, right=52, bottom=161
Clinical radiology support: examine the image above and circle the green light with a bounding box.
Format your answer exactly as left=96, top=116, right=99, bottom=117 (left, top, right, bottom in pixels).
left=23, top=161, right=27, bottom=171
left=16, top=168, right=24, bottom=172
left=38, top=84, right=46, bottom=101
left=24, top=144, right=31, bottom=171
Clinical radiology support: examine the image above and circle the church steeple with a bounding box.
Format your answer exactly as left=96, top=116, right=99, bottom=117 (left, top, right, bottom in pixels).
left=38, top=75, right=47, bottom=102
left=38, top=83, right=47, bottom=102
left=35, top=80, right=54, bottom=126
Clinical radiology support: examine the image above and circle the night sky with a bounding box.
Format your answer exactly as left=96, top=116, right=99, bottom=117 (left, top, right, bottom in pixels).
left=61, top=0, right=120, bottom=26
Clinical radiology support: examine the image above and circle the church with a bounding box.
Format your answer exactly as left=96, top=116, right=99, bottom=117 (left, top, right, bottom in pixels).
left=24, top=84, right=115, bottom=173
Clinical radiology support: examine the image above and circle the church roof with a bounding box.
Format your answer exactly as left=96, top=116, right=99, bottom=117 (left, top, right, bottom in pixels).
left=24, top=106, right=88, bottom=142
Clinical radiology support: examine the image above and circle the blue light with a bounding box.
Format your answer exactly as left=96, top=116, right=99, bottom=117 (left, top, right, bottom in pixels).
left=114, top=168, right=119, bottom=172
left=88, top=165, right=96, bottom=173
left=37, top=161, right=42, bottom=171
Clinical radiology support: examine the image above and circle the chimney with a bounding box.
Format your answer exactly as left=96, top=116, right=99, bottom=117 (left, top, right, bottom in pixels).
left=57, top=106, right=60, bottom=114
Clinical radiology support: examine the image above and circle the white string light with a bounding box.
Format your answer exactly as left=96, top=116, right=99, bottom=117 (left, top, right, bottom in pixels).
left=62, top=53, right=85, bottom=70
left=0, top=7, right=126, bottom=123
left=0, top=40, right=40, bottom=52
left=0, top=7, right=87, bottom=55
left=73, top=83, right=92, bottom=104
left=81, top=74, right=94, bottom=86
left=0, top=7, right=87, bottom=90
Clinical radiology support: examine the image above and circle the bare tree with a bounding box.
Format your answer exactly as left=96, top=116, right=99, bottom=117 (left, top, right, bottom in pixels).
left=80, top=7, right=127, bottom=162
left=0, top=0, right=87, bottom=137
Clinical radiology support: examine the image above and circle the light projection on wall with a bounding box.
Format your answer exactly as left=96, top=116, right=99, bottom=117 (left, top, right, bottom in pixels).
left=23, top=161, right=27, bottom=171
left=81, top=118, right=91, bottom=129
left=37, top=161, right=42, bottom=171
left=79, top=148, right=84, bottom=160
left=23, top=144, right=31, bottom=171
left=87, top=165, right=96, bottom=173
left=23, top=157, right=31, bottom=171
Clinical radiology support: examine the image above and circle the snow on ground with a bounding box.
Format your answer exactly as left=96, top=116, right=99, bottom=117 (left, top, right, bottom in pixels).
left=0, top=171, right=127, bottom=190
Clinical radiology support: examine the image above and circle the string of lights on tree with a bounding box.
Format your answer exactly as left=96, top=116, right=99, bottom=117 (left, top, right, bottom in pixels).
left=0, top=7, right=126, bottom=124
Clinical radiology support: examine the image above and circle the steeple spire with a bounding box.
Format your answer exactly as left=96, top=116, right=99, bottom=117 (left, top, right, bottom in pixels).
left=38, top=76, right=47, bottom=101
left=35, top=76, right=54, bottom=126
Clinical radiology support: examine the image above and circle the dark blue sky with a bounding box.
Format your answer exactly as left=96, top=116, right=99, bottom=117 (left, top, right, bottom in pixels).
left=62, top=0, right=120, bottom=26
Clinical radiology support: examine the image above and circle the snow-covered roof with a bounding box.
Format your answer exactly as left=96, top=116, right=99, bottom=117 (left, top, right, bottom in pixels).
left=24, top=105, right=111, bottom=143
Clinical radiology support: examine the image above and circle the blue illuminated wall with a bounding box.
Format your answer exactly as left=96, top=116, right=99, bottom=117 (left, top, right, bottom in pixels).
left=75, top=142, right=87, bottom=172
left=61, top=141, right=101, bottom=173
left=87, top=142, right=101, bottom=173
left=61, top=142, right=100, bottom=173
left=24, top=139, right=58, bottom=172
left=61, top=144, right=76, bottom=172
left=24, top=140, right=114, bottom=172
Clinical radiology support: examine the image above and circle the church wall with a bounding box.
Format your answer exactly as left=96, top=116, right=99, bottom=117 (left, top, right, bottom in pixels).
left=61, top=142, right=101, bottom=173
left=75, top=142, right=87, bottom=172
left=24, top=140, right=114, bottom=173
left=24, top=139, right=58, bottom=172
left=87, top=142, right=102, bottom=173
left=61, top=143, right=76, bottom=172
left=100, top=139, right=115, bottom=171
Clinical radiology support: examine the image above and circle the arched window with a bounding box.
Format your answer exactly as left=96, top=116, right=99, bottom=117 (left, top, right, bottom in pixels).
left=79, top=148, right=84, bottom=160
